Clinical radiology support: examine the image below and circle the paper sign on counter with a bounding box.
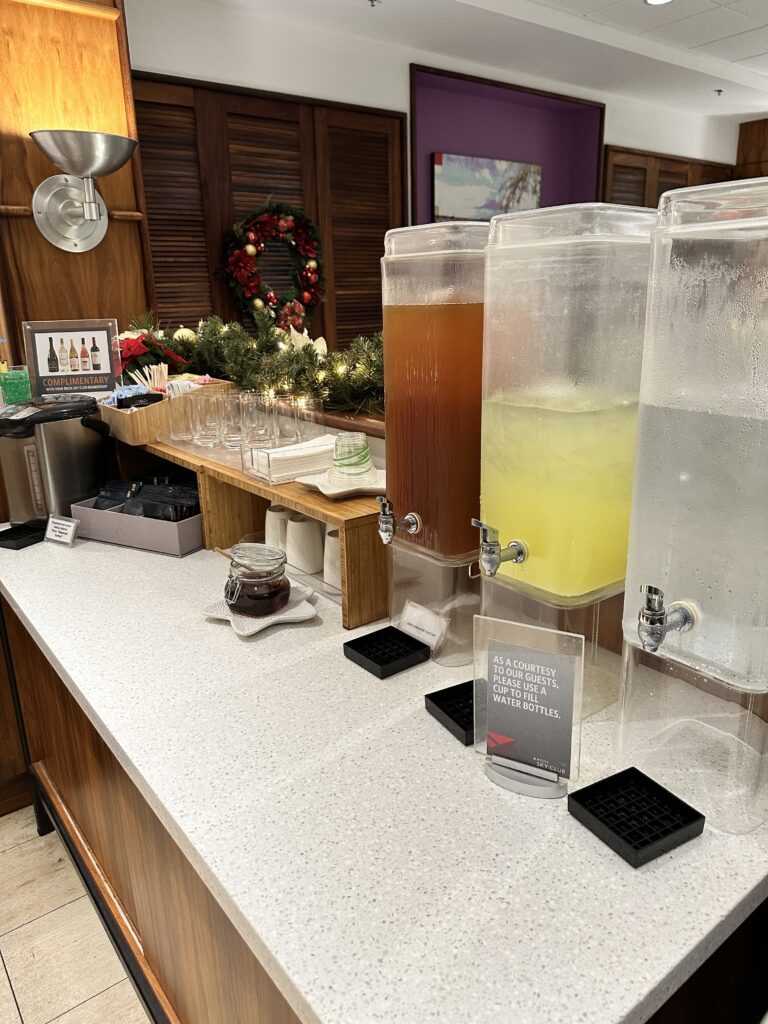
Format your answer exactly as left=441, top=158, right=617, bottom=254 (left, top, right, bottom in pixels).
left=46, top=514, right=79, bottom=546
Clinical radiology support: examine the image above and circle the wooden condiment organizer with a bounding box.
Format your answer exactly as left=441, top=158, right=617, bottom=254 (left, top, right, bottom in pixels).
left=144, top=441, right=388, bottom=629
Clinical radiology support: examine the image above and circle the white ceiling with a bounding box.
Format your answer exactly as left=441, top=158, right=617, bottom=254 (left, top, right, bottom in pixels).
left=212, top=0, right=768, bottom=116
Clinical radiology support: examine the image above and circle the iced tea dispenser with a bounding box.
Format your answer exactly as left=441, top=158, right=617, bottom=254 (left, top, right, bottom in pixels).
left=476, top=204, right=655, bottom=711
left=619, top=179, right=768, bottom=833
left=380, top=223, right=488, bottom=666
left=380, top=222, right=488, bottom=560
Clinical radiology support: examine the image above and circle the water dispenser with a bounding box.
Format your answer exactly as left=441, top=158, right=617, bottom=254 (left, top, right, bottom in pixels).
left=618, top=178, right=768, bottom=833
left=477, top=204, right=655, bottom=711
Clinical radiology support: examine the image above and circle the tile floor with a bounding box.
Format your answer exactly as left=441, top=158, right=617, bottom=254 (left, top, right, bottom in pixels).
left=0, top=806, right=150, bottom=1024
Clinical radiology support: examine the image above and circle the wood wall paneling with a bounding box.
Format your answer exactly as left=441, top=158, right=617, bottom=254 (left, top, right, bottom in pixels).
left=0, top=0, right=152, bottom=357
left=3, top=597, right=302, bottom=1024
left=603, top=146, right=733, bottom=207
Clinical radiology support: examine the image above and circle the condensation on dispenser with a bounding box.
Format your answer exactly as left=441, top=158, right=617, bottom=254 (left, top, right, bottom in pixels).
left=619, top=178, right=768, bottom=834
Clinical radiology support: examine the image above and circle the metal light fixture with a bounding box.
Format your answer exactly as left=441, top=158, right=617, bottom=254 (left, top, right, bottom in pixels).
left=645, top=0, right=673, bottom=5
left=29, top=130, right=137, bottom=253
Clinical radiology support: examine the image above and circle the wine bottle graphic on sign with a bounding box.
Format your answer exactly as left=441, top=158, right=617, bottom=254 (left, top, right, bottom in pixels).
left=47, top=337, right=59, bottom=373
left=90, top=337, right=101, bottom=371
left=69, top=339, right=79, bottom=373
left=58, top=338, right=69, bottom=372
left=80, top=338, right=90, bottom=372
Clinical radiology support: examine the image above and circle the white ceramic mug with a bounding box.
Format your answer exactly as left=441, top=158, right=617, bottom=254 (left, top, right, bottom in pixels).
left=264, top=504, right=292, bottom=550
left=285, top=513, right=324, bottom=574
left=323, top=528, right=341, bottom=590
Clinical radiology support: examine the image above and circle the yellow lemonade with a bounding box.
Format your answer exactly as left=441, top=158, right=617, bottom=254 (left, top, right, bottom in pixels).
left=480, top=391, right=638, bottom=604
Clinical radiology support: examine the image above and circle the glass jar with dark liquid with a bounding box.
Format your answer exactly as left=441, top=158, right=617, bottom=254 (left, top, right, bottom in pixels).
left=224, top=543, right=290, bottom=617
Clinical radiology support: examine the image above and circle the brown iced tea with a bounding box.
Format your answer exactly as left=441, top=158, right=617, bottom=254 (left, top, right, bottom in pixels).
left=383, top=301, right=484, bottom=559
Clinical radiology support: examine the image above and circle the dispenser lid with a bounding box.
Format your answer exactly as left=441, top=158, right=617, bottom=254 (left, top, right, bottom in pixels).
left=658, top=176, right=768, bottom=229
left=489, top=203, right=656, bottom=246
left=384, top=222, right=490, bottom=257
left=0, top=395, right=98, bottom=437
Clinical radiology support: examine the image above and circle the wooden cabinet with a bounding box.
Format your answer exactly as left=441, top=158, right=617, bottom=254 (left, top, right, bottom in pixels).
left=603, top=146, right=733, bottom=208
left=3, top=597, right=300, bottom=1024
left=736, top=118, right=768, bottom=179
left=134, top=77, right=406, bottom=348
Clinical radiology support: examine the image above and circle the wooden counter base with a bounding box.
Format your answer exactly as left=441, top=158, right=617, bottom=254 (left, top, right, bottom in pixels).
left=3, top=597, right=302, bottom=1024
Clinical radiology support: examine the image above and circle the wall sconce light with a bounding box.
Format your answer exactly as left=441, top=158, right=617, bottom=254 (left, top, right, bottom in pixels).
left=29, top=130, right=137, bottom=253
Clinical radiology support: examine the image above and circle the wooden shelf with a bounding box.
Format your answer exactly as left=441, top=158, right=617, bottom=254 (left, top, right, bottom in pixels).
left=142, top=441, right=388, bottom=630
left=145, top=442, right=379, bottom=528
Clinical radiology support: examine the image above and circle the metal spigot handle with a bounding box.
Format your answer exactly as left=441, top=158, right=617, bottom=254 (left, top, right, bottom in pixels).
left=471, top=518, right=499, bottom=545
left=641, top=584, right=664, bottom=614
left=377, top=495, right=393, bottom=515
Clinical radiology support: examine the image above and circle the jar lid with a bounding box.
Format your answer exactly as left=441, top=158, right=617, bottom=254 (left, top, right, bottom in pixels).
left=229, top=542, right=286, bottom=574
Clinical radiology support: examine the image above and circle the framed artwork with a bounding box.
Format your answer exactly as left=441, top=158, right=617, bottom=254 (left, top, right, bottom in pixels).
left=433, top=153, right=542, bottom=222
left=22, top=319, right=119, bottom=399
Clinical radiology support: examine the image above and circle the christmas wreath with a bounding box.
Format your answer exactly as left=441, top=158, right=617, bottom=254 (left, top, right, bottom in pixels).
left=223, top=202, right=324, bottom=332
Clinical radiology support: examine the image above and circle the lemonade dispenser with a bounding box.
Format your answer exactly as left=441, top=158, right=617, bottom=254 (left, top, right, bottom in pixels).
left=477, top=204, right=655, bottom=709
left=380, top=223, right=488, bottom=666
left=618, top=179, right=768, bottom=834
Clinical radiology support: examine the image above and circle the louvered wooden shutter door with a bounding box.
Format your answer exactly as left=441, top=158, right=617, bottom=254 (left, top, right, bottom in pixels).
left=654, top=159, right=688, bottom=205
left=216, top=96, right=317, bottom=314
left=604, top=148, right=650, bottom=206
left=315, top=109, right=405, bottom=347
left=134, top=89, right=213, bottom=326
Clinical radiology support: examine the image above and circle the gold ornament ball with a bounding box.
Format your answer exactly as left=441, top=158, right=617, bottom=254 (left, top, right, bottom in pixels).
left=244, top=243, right=258, bottom=256
left=252, top=298, right=265, bottom=310
left=307, top=259, right=318, bottom=270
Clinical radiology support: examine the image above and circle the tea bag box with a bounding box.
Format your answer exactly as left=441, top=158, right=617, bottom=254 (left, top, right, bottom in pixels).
left=619, top=178, right=768, bottom=834
left=380, top=222, right=488, bottom=666
left=478, top=204, right=655, bottom=715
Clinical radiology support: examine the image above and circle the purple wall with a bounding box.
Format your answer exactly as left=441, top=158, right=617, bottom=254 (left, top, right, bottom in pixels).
left=413, top=70, right=603, bottom=224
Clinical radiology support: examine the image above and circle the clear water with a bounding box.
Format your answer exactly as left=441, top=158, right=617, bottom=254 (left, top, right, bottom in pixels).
left=624, top=404, right=768, bottom=692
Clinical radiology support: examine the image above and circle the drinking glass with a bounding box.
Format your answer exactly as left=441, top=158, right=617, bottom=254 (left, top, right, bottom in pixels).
left=295, top=395, right=324, bottom=442
left=218, top=391, right=242, bottom=450
left=168, top=391, right=197, bottom=443
left=0, top=366, right=31, bottom=405
left=274, top=397, right=299, bottom=445
left=327, top=432, right=378, bottom=489
left=240, top=392, right=275, bottom=447
left=192, top=391, right=220, bottom=448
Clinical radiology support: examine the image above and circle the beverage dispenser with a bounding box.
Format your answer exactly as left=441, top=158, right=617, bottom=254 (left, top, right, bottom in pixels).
left=477, top=204, right=655, bottom=711
left=380, top=223, right=488, bottom=666
left=618, top=179, right=768, bottom=834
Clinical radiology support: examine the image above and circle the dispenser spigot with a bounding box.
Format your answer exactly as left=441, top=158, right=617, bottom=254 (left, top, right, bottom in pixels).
left=637, top=585, right=697, bottom=653
left=469, top=518, right=527, bottom=578
left=376, top=496, right=421, bottom=546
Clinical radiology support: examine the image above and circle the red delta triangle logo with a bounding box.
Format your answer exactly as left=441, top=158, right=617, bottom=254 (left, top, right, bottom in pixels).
left=487, top=731, right=516, bottom=758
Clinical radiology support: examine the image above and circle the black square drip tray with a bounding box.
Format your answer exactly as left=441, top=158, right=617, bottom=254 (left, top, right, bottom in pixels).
left=425, top=680, right=474, bottom=745
left=568, top=767, right=705, bottom=868
left=343, top=626, right=431, bottom=679
left=0, top=521, right=47, bottom=550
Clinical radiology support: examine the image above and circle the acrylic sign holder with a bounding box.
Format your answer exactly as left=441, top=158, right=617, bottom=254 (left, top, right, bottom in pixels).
left=473, top=615, right=584, bottom=799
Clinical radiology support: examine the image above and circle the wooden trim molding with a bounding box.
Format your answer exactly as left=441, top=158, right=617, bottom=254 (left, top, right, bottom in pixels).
left=8, top=0, right=120, bottom=18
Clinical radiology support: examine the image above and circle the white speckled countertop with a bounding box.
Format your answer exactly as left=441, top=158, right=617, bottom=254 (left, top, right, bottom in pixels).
left=2, top=540, right=767, bottom=1024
